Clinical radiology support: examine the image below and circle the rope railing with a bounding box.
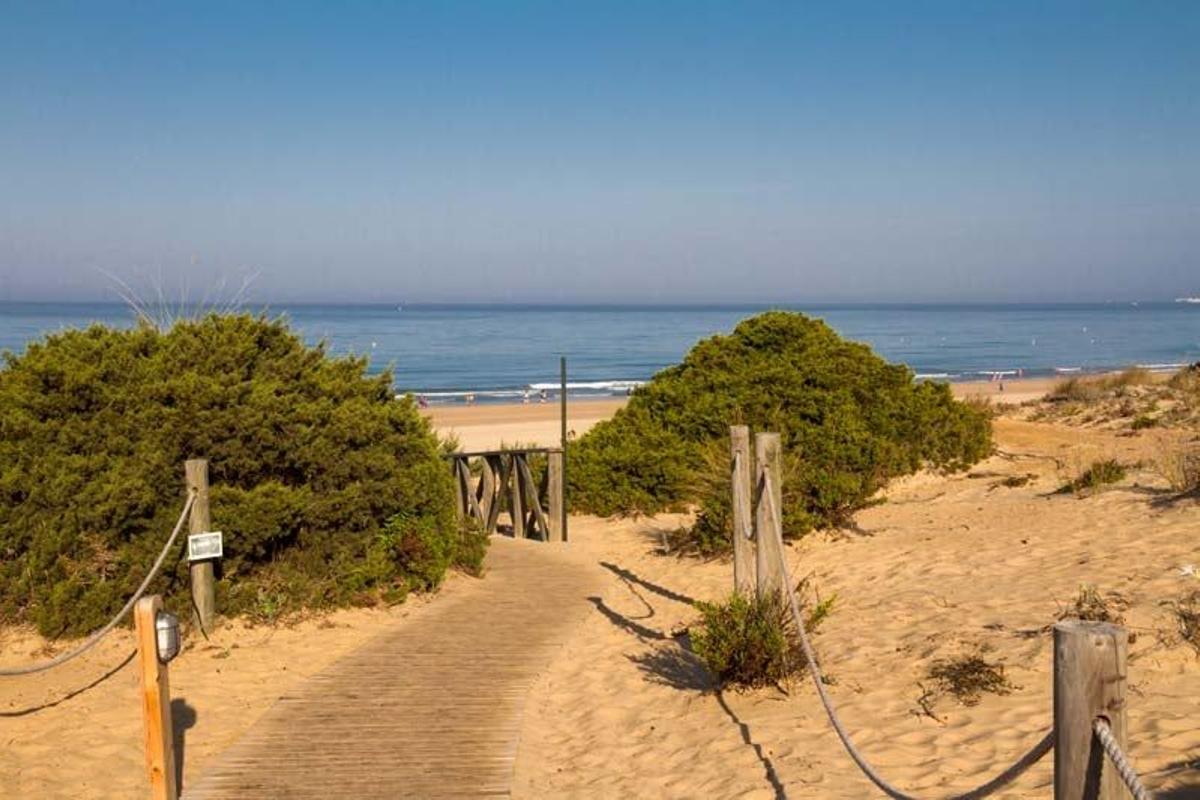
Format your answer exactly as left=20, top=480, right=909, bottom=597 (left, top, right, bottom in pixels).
left=1094, top=718, right=1154, bottom=800
left=759, top=470, right=1055, bottom=799
left=0, top=490, right=197, bottom=677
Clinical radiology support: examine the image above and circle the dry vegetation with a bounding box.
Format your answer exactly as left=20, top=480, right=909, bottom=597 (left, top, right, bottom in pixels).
left=921, top=650, right=1016, bottom=710
left=1033, top=364, right=1200, bottom=432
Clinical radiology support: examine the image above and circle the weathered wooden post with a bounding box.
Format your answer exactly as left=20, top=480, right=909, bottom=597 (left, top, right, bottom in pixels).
left=484, top=455, right=506, bottom=534
left=185, top=459, right=215, bottom=633
left=547, top=449, right=564, bottom=542
left=730, top=426, right=754, bottom=594
left=560, top=356, right=569, bottom=542
left=478, top=456, right=496, bottom=524
left=509, top=453, right=526, bottom=539
left=135, top=595, right=178, bottom=800
left=451, top=457, right=466, bottom=519
left=753, top=432, right=785, bottom=599
left=1053, top=620, right=1130, bottom=800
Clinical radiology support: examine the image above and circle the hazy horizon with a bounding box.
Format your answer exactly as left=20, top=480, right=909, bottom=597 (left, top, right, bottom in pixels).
left=2, top=3, right=1197, bottom=304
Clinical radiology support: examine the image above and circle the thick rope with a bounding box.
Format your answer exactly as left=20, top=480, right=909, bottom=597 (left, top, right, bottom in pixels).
left=760, top=471, right=1054, bottom=799
left=1093, top=719, right=1154, bottom=800
left=0, top=491, right=197, bottom=677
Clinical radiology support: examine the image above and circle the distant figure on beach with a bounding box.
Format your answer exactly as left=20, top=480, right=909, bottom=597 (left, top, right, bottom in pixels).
left=522, top=389, right=530, bottom=404
left=417, top=394, right=429, bottom=409
left=465, top=392, right=476, bottom=405
left=539, top=389, right=548, bottom=403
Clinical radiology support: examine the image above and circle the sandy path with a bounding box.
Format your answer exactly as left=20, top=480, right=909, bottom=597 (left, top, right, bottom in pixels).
left=513, top=418, right=1200, bottom=798
left=424, top=398, right=625, bottom=451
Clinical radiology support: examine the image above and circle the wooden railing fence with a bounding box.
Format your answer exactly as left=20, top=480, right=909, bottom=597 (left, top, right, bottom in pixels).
left=447, top=448, right=564, bottom=542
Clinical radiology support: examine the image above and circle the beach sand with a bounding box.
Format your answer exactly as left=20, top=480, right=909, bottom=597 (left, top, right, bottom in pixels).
left=511, top=417, right=1200, bottom=797
left=4, top=381, right=1198, bottom=797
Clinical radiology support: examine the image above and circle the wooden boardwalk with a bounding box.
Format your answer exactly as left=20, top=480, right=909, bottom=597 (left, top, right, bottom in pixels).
left=185, top=536, right=600, bottom=799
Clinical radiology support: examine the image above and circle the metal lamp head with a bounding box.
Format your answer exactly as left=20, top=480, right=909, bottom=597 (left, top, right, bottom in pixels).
left=155, top=611, right=181, bottom=664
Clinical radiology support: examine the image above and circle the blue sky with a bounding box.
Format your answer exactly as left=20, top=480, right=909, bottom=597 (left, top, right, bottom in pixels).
left=1, top=2, right=1197, bottom=303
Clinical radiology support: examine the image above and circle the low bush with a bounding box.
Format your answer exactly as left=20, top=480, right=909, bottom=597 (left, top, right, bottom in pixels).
left=1155, top=446, right=1200, bottom=495
left=691, top=587, right=834, bottom=689
left=569, top=312, right=991, bottom=550
left=1059, top=585, right=1128, bottom=625
left=1059, top=459, right=1126, bottom=496
left=0, top=314, right=477, bottom=636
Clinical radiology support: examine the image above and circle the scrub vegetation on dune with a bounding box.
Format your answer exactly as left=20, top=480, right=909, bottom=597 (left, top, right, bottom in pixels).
left=0, top=314, right=483, bottom=637
left=568, top=312, right=992, bottom=552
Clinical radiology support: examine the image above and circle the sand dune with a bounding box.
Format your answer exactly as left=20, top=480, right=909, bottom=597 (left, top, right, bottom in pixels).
left=512, top=417, right=1200, bottom=798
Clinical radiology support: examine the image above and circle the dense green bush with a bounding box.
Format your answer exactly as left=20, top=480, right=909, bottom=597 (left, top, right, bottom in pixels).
left=0, top=314, right=477, bottom=636
left=569, top=312, right=991, bottom=551
left=691, top=589, right=833, bottom=689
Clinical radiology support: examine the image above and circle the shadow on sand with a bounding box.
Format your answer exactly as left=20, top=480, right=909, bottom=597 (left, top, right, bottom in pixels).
left=591, top=596, right=789, bottom=800
left=0, top=649, right=137, bottom=718
left=172, top=698, right=198, bottom=792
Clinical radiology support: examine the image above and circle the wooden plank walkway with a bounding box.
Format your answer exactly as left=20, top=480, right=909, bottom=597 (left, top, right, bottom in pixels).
left=185, top=536, right=601, bottom=799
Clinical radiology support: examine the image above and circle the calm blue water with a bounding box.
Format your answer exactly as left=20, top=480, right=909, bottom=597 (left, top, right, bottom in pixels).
left=2, top=302, right=1199, bottom=402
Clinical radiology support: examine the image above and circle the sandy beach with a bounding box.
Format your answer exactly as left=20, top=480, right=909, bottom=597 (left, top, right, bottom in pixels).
left=4, top=380, right=1199, bottom=797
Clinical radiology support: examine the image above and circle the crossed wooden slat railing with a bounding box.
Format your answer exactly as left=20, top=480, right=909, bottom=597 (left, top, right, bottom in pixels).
left=447, top=448, right=564, bottom=542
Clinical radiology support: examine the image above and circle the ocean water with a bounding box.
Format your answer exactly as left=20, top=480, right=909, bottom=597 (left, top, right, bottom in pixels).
left=1, top=302, right=1198, bottom=402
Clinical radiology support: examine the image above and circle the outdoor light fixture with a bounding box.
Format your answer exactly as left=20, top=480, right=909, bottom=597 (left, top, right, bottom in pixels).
left=155, top=610, right=181, bottom=664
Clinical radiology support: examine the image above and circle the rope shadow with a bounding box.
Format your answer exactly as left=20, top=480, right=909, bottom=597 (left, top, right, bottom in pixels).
left=586, top=596, right=668, bottom=641
left=717, top=691, right=789, bottom=800
left=0, top=648, right=136, bottom=717
left=599, top=561, right=698, bottom=606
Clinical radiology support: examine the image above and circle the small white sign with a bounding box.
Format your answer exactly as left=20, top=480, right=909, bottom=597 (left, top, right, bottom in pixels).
left=188, top=531, right=223, bottom=562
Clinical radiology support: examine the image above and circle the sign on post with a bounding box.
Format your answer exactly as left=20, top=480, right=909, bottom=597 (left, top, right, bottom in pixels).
left=187, top=531, right=223, bottom=562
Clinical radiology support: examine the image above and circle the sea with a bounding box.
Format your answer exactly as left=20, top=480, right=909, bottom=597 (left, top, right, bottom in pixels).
left=1, top=302, right=1198, bottom=403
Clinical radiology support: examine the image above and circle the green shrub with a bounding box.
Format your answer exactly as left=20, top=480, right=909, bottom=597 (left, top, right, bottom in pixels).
left=0, top=314, right=479, bottom=636
left=1131, top=414, right=1157, bottom=430
left=569, top=312, right=991, bottom=548
left=1060, top=459, right=1127, bottom=496
left=691, top=588, right=833, bottom=689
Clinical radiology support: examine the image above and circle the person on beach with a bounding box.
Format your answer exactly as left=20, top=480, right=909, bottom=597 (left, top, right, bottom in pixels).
left=465, top=392, right=476, bottom=405
left=539, top=389, right=548, bottom=403
left=522, top=389, right=530, bottom=404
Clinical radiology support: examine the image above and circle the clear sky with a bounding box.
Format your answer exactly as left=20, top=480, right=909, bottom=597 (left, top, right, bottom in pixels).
left=1, top=2, right=1197, bottom=304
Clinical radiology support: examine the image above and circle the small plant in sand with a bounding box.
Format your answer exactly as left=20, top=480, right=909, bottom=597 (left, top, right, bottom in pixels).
left=691, top=585, right=834, bottom=690
left=1058, top=585, right=1128, bottom=625
left=1058, top=459, right=1127, bottom=496
left=924, top=650, right=1016, bottom=707
left=1165, top=590, right=1200, bottom=654
left=1154, top=446, right=1200, bottom=495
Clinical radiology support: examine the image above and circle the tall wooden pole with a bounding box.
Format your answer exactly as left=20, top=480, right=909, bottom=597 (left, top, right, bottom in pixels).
left=185, top=459, right=215, bottom=634
left=134, top=595, right=177, bottom=800
left=1053, top=620, right=1129, bottom=800
left=730, top=426, right=754, bottom=594
left=753, top=432, right=785, bottom=600
left=547, top=450, right=564, bottom=542
left=560, top=356, right=568, bottom=542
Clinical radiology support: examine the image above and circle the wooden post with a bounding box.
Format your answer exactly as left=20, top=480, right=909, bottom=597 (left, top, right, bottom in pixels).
left=754, top=432, right=785, bottom=600
left=451, top=457, right=465, bottom=519
left=560, top=356, right=569, bottom=542
left=478, top=456, right=496, bottom=524
left=547, top=449, right=564, bottom=542
left=1053, top=620, right=1129, bottom=800
left=135, top=596, right=177, bottom=800
left=484, top=455, right=507, bottom=534
left=185, top=459, right=215, bottom=634
left=730, top=426, right=754, bottom=594
left=509, top=454, right=526, bottom=539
